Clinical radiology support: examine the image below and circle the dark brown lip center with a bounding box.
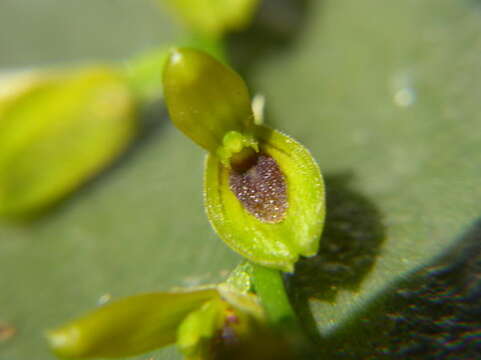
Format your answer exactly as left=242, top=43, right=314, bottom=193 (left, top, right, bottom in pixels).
left=229, top=154, right=288, bottom=223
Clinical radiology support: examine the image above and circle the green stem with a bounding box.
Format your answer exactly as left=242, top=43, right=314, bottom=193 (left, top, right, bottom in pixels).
left=184, top=33, right=227, bottom=63
left=251, top=263, right=300, bottom=331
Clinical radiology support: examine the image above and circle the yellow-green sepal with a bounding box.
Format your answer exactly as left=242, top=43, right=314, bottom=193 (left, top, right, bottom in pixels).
left=163, top=48, right=254, bottom=153
left=47, top=289, right=219, bottom=359
left=0, top=67, right=136, bottom=218
left=125, top=47, right=169, bottom=102
left=204, top=125, right=325, bottom=272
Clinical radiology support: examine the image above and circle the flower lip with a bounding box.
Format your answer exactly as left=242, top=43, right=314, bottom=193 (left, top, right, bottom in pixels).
left=205, top=125, right=325, bottom=272
left=229, top=153, right=288, bottom=224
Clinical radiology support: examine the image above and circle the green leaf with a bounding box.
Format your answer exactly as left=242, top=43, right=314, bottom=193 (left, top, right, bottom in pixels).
left=47, top=290, right=219, bottom=359
left=0, top=67, right=137, bottom=218
left=163, top=48, right=254, bottom=153
left=161, top=0, right=260, bottom=37
left=205, top=125, right=325, bottom=272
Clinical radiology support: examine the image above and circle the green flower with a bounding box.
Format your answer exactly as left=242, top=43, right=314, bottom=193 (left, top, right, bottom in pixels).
left=47, top=273, right=263, bottom=359
left=163, top=48, right=325, bottom=272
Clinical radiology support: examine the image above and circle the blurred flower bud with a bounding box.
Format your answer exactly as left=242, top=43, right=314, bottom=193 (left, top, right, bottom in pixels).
left=0, top=67, right=137, bottom=218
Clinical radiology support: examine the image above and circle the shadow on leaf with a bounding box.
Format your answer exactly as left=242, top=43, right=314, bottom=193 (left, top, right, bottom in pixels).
left=291, top=172, right=385, bottom=301
left=316, top=218, right=481, bottom=359
left=285, top=172, right=385, bottom=342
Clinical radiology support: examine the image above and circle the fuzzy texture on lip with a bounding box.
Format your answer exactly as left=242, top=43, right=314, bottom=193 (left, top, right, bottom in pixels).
left=229, top=154, right=288, bottom=224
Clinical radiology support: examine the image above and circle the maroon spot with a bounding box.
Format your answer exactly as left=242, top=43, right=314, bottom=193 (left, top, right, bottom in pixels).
left=229, top=154, right=288, bottom=223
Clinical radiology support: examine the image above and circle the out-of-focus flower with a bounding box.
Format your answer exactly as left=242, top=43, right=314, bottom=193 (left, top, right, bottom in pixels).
left=0, top=67, right=137, bottom=218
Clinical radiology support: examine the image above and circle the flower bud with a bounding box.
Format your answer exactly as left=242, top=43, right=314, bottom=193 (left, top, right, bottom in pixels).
left=0, top=67, right=136, bottom=218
